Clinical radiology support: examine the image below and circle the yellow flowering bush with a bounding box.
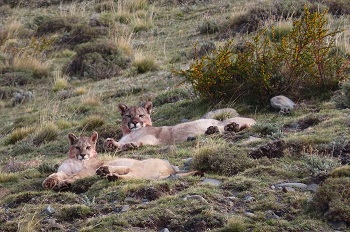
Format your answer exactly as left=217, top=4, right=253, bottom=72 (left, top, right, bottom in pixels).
left=176, top=8, right=348, bottom=104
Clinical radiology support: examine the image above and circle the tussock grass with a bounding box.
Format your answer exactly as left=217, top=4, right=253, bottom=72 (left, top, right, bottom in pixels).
left=132, top=52, right=158, bottom=74
left=52, top=69, right=69, bottom=92
left=0, top=172, right=19, bottom=183
left=74, top=87, right=88, bottom=96
left=81, top=115, right=105, bottom=131
left=11, top=55, right=51, bottom=78
left=4, top=127, right=34, bottom=145
left=33, top=122, right=59, bottom=146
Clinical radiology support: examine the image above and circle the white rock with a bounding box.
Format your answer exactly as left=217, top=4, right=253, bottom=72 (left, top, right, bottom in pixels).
left=270, top=95, right=295, bottom=114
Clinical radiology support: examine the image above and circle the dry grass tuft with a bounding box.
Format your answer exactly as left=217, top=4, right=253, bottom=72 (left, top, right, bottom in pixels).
left=4, top=127, right=34, bottom=145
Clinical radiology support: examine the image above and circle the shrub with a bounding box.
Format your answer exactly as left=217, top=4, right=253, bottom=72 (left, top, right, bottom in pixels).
left=177, top=8, right=348, bottom=104
left=191, top=139, right=255, bottom=176
left=332, top=80, right=350, bottom=109
left=65, top=41, right=131, bottom=79
left=310, top=177, right=350, bottom=223
left=0, top=71, right=34, bottom=86
left=33, top=122, right=59, bottom=146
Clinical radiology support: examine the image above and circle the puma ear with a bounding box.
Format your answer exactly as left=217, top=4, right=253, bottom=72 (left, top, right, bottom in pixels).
left=143, top=101, right=153, bottom=114
left=68, top=133, right=77, bottom=145
left=91, top=131, right=98, bottom=144
left=118, top=103, right=128, bottom=115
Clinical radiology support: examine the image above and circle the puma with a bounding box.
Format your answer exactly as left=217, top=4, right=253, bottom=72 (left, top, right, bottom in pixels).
left=105, top=102, right=256, bottom=151
left=42, top=132, right=197, bottom=190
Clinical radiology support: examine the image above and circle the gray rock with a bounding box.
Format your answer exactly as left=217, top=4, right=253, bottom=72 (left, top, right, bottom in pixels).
left=265, top=210, right=280, bottom=220
left=243, top=196, right=255, bottom=202
left=201, top=178, right=221, bottom=186
left=283, top=187, right=296, bottom=192
left=270, top=95, right=295, bottom=114
left=244, top=212, right=255, bottom=217
left=160, top=228, right=170, bottom=232
left=121, top=205, right=130, bottom=212
left=306, top=183, right=319, bottom=192
left=275, top=183, right=307, bottom=190
left=201, top=108, right=239, bottom=119
left=183, top=195, right=208, bottom=204
left=41, top=205, right=55, bottom=215
left=328, top=221, right=347, bottom=230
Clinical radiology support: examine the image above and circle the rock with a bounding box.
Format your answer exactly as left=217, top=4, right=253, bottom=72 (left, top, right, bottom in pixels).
left=306, top=183, right=319, bottom=192
left=201, top=178, right=221, bottom=186
left=245, top=212, right=255, bottom=217
left=243, top=195, right=255, bottom=202
left=201, top=108, right=239, bottom=119
left=183, top=195, right=208, bottom=204
left=41, top=205, right=55, bottom=215
left=121, top=205, right=130, bottom=212
left=328, top=221, right=347, bottom=230
left=275, top=183, right=307, bottom=190
left=160, top=228, right=170, bottom=232
left=282, top=187, right=296, bottom=192
left=270, top=95, right=295, bottom=114
left=265, top=210, right=280, bottom=220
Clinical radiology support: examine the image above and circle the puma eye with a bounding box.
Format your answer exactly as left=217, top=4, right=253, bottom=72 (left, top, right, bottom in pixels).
left=139, top=114, right=144, bottom=118
left=86, top=146, right=91, bottom=150
left=75, top=146, right=81, bottom=150
left=125, top=115, right=132, bottom=118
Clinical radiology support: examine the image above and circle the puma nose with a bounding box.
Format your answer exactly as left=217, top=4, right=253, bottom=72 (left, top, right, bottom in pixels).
left=80, top=154, right=86, bottom=159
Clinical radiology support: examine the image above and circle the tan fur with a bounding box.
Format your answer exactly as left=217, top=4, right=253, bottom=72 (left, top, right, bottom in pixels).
left=96, top=158, right=198, bottom=180
left=43, top=132, right=197, bottom=190
left=119, top=101, right=153, bottom=135
left=105, top=104, right=256, bottom=151
left=42, top=132, right=103, bottom=190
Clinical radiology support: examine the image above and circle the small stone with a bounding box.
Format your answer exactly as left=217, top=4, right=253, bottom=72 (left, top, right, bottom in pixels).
left=121, top=205, right=130, bottom=212
left=265, top=210, right=280, bottom=220
left=160, top=228, right=170, bottom=232
left=201, top=178, right=221, bottom=186
left=41, top=205, right=55, bottom=215
left=243, top=196, right=255, bottom=202
left=245, top=212, right=255, bottom=217
left=328, top=221, right=347, bottom=230
left=183, top=195, right=208, bottom=204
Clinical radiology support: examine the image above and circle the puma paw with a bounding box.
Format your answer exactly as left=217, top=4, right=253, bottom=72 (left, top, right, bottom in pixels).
left=96, top=166, right=110, bottom=177
left=42, top=175, right=59, bottom=189
left=224, top=122, right=240, bottom=132
left=121, top=143, right=138, bottom=151
left=54, top=181, right=71, bottom=191
left=205, top=126, right=220, bottom=135
left=106, top=174, right=120, bottom=181
left=104, top=138, right=118, bottom=151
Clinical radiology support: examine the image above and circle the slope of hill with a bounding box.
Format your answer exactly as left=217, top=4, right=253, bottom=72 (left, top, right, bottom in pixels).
left=0, top=0, right=350, bottom=231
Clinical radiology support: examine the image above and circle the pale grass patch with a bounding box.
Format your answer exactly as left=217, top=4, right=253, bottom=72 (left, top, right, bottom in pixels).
left=74, top=86, right=88, bottom=95
left=2, top=19, right=23, bottom=40
left=0, top=101, right=5, bottom=109
left=82, top=92, right=102, bottom=107
left=131, top=9, right=154, bottom=32
left=12, top=55, right=51, bottom=76
left=5, top=127, right=35, bottom=145
left=132, top=51, right=157, bottom=73
left=59, top=1, right=91, bottom=18
left=0, top=172, right=19, bottom=183
left=124, top=0, right=148, bottom=12
left=113, top=29, right=134, bottom=56
left=52, top=69, right=69, bottom=91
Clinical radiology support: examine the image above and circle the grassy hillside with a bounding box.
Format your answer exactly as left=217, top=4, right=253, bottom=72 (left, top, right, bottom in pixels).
left=0, top=0, right=350, bottom=231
